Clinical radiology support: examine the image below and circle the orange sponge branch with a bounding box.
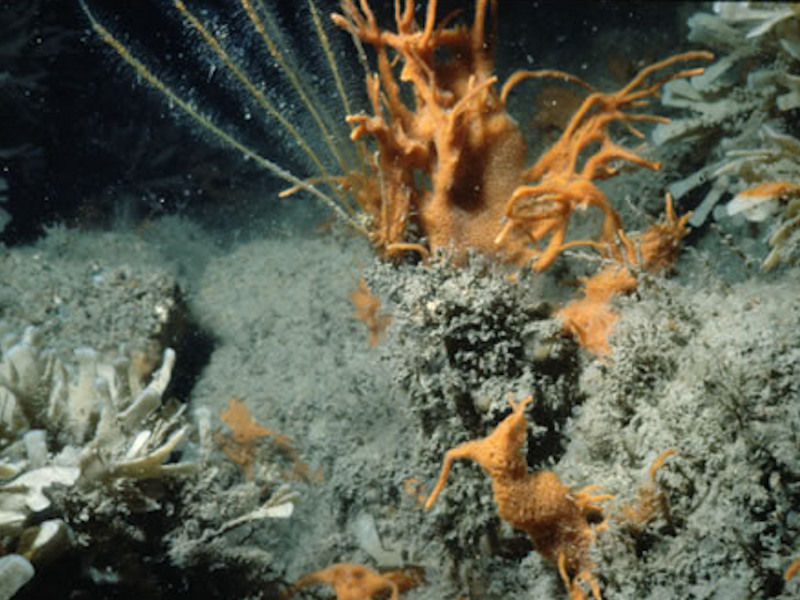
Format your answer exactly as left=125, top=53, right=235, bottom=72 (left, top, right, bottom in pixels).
left=332, top=1, right=710, bottom=269
left=425, top=396, right=611, bottom=599
left=498, top=51, right=712, bottom=272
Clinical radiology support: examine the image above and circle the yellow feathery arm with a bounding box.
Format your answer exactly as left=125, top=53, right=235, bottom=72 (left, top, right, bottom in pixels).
left=79, top=0, right=365, bottom=233
left=306, top=0, right=370, bottom=168
left=173, top=0, right=355, bottom=212
left=242, top=0, right=356, bottom=176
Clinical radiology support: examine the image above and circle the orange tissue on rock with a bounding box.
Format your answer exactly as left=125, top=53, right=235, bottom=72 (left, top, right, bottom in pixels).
left=558, top=194, right=692, bottom=357
left=286, top=563, right=423, bottom=600
left=216, top=397, right=321, bottom=482
left=333, top=0, right=711, bottom=269
left=332, top=0, right=531, bottom=263
left=557, top=266, right=638, bottom=357
left=350, top=278, right=391, bottom=346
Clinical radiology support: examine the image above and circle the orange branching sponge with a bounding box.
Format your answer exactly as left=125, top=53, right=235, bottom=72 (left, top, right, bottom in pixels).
left=216, top=397, right=286, bottom=479
left=617, top=449, right=676, bottom=533
left=286, top=563, right=422, bottom=600
left=350, top=277, right=392, bottom=346
left=558, top=193, right=692, bottom=357
left=728, top=181, right=800, bottom=272
left=496, top=53, right=712, bottom=272
left=425, top=396, right=612, bottom=600
left=729, top=181, right=800, bottom=210
left=332, top=0, right=537, bottom=263
left=332, top=0, right=711, bottom=268
left=528, top=84, right=587, bottom=148
left=621, top=193, right=693, bottom=273
left=216, top=397, right=321, bottom=482
left=557, top=265, right=639, bottom=357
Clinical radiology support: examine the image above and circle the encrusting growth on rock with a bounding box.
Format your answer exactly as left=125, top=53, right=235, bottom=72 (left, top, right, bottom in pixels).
left=557, top=193, right=693, bottom=356
left=728, top=181, right=800, bottom=272
left=216, top=397, right=321, bottom=482
left=350, top=277, right=392, bottom=346
left=425, top=396, right=613, bottom=600
left=285, top=563, right=422, bottom=600
left=216, top=397, right=289, bottom=479
left=786, top=557, right=800, bottom=581
left=616, top=448, right=677, bottom=533
left=557, top=264, right=639, bottom=357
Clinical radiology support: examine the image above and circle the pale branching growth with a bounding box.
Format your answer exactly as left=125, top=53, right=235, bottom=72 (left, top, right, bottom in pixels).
left=0, top=331, right=199, bottom=577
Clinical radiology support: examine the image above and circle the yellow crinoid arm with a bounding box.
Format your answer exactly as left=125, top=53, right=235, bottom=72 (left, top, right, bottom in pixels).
left=79, top=0, right=367, bottom=234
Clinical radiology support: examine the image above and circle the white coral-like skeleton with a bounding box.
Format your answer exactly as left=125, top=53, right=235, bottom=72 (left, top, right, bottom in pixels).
left=656, top=3, right=800, bottom=229
left=0, top=331, right=195, bottom=583
left=0, top=329, right=191, bottom=477
left=714, top=125, right=800, bottom=270
left=713, top=2, right=800, bottom=54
